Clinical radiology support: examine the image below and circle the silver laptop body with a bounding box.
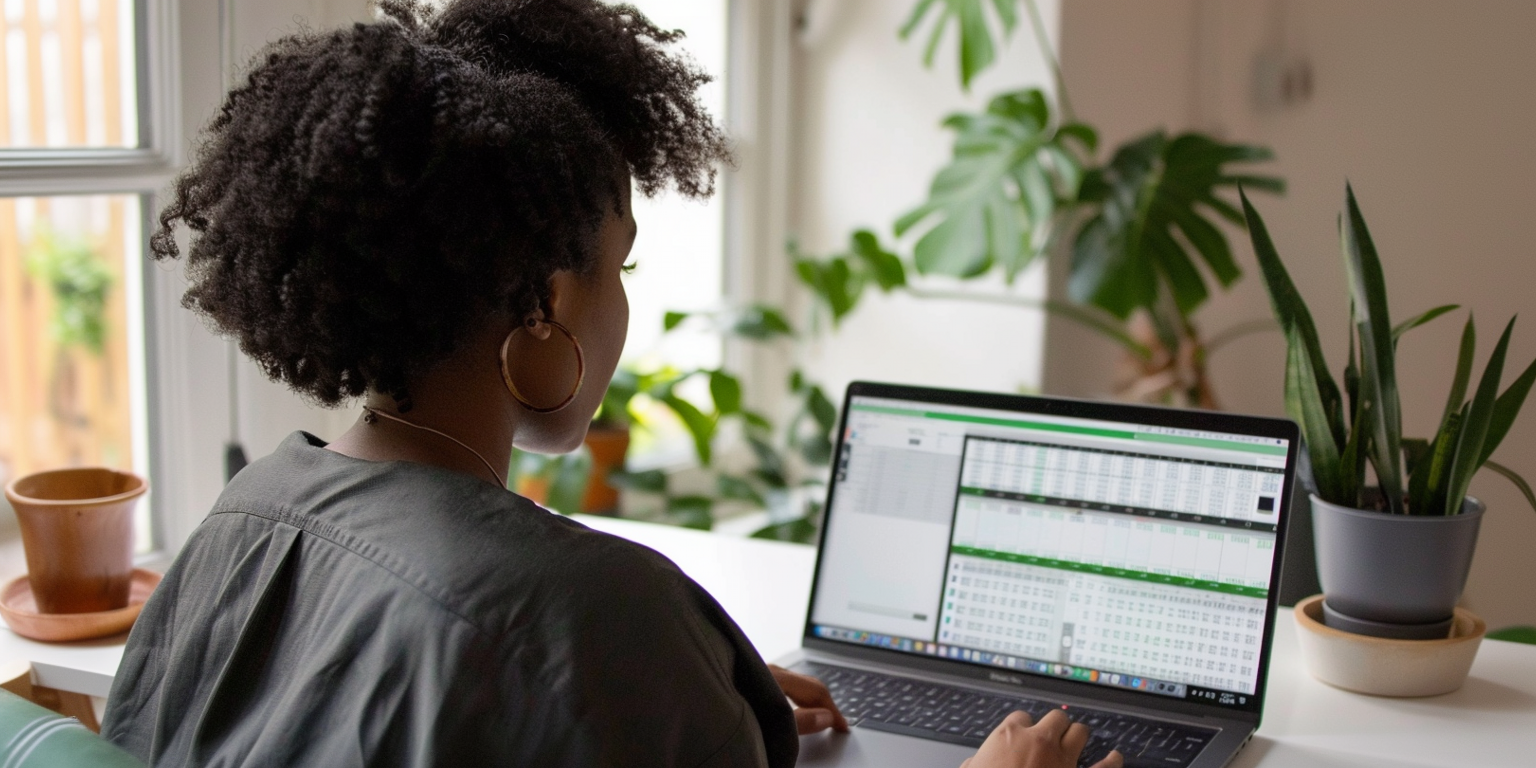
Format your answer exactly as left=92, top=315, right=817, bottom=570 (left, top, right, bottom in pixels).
left=775, top=382, right=1299, bottom=768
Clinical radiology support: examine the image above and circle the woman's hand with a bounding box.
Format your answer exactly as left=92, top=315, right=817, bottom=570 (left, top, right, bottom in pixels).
left=767, top=665, right=850, bottom=735
left=962, top=710, right=1122, bottom=768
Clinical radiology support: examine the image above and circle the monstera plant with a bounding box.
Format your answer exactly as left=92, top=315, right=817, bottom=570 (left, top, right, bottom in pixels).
left=794, top=0, right=1284, bottom=408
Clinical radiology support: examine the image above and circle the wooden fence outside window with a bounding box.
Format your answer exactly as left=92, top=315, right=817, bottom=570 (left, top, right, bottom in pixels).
left=1, top=0, right=137, bottom=486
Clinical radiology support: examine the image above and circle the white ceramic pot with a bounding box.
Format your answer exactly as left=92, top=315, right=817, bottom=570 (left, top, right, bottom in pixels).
left=1293, top=594, right=1484, bottom=697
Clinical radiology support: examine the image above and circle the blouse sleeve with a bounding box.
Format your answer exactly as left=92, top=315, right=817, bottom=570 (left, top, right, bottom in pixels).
left=483, top=538, right=795, bottom=768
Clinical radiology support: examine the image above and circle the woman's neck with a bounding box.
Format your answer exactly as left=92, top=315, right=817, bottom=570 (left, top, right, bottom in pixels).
left=326, top=349, right=516, bottom=487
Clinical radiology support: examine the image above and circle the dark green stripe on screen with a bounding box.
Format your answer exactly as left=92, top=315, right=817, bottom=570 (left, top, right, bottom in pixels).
left=951, top=545, right=1269, bottom=599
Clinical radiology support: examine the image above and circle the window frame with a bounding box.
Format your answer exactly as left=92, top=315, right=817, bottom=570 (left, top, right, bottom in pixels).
left=0, top=0, right=206, bottom=559
left=720, top=0, right=797, bottom=418
left=0, top=0, right=181, bottom=194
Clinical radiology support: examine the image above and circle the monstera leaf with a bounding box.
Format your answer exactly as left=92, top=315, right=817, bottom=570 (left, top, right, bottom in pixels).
left=900, top=0, right=1020, bottom=90
left=1070, top=131, right=1283, bottom=320
left=895, top=89, right=1095, bottom=281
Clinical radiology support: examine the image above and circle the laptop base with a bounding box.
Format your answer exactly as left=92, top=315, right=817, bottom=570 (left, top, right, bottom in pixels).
left=796, top=726, right=975, bottom=768
left=777, top=648, right=1255, bottom=768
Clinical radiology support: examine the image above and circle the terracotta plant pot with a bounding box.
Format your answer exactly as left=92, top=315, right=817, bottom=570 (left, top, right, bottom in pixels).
left=581, top=426, right=631, bottom=515
left=515, top=427, right=632, bottom=515
left=4, top=468, right=146, bottom=614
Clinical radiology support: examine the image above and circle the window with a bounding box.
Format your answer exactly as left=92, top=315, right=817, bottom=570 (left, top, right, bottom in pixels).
left=612, top=0, right=731, bottom=466
left=0, top=193, right=150, bottom=548
left=1, top=0, right=170, bottom=557
left=619, top=0, right=727, bottom=373
left=2, top=0, right=140, bottom=149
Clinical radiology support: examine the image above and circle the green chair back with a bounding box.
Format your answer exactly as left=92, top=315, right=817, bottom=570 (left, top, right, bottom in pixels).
left=0, top=689, right=142, bottom=768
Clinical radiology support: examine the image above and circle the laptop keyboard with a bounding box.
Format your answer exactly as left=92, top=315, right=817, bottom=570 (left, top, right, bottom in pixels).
left=803, top=663, right=1217, bottom=768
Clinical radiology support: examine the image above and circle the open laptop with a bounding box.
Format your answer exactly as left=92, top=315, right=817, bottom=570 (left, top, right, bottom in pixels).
left=775, top=382, right=1299, bottom=768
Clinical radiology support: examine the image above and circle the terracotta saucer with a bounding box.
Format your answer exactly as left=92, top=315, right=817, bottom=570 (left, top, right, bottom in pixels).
left=0, top=569, right=162, bottom=642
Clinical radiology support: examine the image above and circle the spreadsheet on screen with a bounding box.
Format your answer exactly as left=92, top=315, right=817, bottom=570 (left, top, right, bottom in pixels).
left=810, top=396, right=1290, bottom=705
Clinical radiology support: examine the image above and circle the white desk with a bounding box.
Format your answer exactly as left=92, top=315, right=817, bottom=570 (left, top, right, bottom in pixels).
left=3, top=514, right=1531, bottom=766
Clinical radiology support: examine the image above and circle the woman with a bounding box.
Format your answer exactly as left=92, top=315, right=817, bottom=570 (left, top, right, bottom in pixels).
left=102, top=1, right=1118, bottom=766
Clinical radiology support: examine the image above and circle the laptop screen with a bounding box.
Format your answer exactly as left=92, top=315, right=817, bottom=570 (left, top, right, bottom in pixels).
left=806, top=384, right=1296, bottom=716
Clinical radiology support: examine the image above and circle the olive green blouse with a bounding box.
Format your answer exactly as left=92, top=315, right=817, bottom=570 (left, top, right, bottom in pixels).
left=102, top=432, right=797, bottom=767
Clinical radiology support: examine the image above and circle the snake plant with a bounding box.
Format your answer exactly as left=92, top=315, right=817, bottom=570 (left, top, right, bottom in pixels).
left=1243, top=185, right=1536, bottom=515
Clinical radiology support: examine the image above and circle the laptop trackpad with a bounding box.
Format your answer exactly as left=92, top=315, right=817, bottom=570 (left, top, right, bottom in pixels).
left=798, top=727, right=975, bottom=767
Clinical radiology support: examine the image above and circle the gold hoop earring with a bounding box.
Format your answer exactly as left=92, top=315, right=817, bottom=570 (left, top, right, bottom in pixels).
left=499, top=320, right=585, bottom=414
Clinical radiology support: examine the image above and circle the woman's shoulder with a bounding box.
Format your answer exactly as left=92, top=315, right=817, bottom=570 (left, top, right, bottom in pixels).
left=209, top=433, right=696, bottom=637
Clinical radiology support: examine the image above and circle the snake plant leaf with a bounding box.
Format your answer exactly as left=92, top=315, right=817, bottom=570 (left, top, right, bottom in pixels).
left=897, top=89, right=1076, bottom=281
left=1243, top=190, right=1346, bottom=447
left=899, top=0, right=1018, bottom=90
left=1415, top=408, right=1462, bottom=514
left=1337, top=399, right=1371, bottom=506
left=1286, top=326, right=1344, bottom=502
left=1393, top=304, right=1460, bottom=344
left=1438, top=316, right=1477, bottom=436
left=1483, top=460, right=1536, bottom=515
left=1446, top=317, right=1515, bottom=514
left=1341, top=185, right=1404, bottom=513
left=1403, top=437, right=1431, bottom=479
left=1344, top=318, right=1360, bottom=424
left=1406, top=433, right=1436, bottom=515
left=1071, top=132, right=1281, bottom=320
left=1480, top=352, right=1536, bottom=466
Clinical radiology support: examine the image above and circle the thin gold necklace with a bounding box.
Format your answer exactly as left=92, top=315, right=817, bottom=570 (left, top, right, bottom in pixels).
left=360, top=405, right=507, bottom=488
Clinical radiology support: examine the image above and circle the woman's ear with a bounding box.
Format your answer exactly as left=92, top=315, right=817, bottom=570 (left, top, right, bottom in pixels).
left=522, top=306, right=552, bottom=341
left=541, top=269, right=581, bottom=331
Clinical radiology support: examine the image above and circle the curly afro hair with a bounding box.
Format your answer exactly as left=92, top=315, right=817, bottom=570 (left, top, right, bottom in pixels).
left=152, top=0, right=729, bottom=406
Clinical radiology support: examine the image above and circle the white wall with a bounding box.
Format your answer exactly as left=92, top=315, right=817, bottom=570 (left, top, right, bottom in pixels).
left=225, top=1, right=372, bottom=467
left=1054, top=0, right=1536, bottom=627
left=787, top=0, right=1060, bottom=401
left=157, top=0, right=372, bottom=553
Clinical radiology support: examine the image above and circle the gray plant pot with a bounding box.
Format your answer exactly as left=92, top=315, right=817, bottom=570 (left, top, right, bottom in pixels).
left=1311, top=493, right=1485, bottom=640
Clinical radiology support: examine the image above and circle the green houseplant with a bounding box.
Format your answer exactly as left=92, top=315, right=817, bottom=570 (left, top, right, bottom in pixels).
left=794, top=0, right=1285, bottom=409
left=1242, top=185, right=1536, bottom=640
left=608, top=307, right=839, bottom=538
left=514, top=304, right=838, bottom=540
left=25, top=230, right=114, bottom=466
